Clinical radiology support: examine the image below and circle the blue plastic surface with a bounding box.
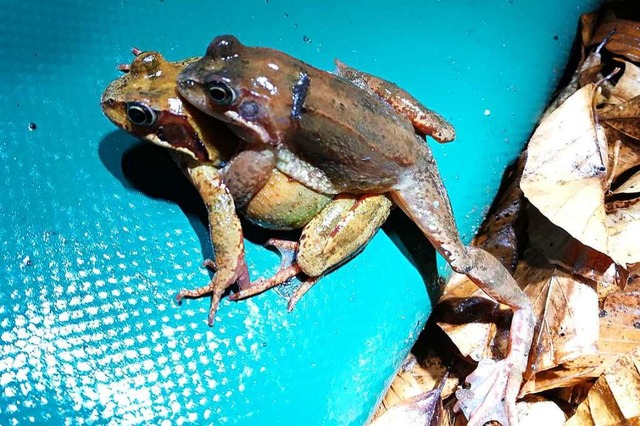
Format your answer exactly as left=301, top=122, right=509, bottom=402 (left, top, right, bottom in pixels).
left=0, top=1, right=598, bottom=425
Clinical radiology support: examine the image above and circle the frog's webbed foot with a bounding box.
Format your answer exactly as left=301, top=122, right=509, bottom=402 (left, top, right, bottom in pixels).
left=454, top=358, right=521, bottom=426
left=175, top=257, right=250, bottom=326
left=228, top=238, right=302, bottom=301
left=334, top=60, right=455, bottom=143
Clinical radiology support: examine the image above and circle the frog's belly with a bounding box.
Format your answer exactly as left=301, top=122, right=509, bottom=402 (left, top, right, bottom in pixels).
left=243, top=169, right=332, bottom=230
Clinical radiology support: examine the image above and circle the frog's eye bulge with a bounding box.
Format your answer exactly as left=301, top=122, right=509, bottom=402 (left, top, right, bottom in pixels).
left=125, top=102, right=157, bottom=126
left=206, top=34, right=242, bottom=60
left=205, top=81, right=236, bottom=105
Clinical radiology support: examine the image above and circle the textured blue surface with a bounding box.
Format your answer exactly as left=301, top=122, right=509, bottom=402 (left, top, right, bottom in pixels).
left=0, top=0, right=598, bottom=425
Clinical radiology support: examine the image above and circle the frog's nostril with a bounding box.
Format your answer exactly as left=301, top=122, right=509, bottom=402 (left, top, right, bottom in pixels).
left=179, top=79, right=196, bottom=88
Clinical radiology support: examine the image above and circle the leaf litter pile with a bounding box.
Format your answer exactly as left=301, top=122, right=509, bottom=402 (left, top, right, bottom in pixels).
left=372, top=4, right=640, bottom=425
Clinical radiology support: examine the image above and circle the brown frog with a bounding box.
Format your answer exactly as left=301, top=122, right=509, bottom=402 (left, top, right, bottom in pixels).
left=101, top=49, right=392, bottom=325
left=176, top=35, right=535, bottom=426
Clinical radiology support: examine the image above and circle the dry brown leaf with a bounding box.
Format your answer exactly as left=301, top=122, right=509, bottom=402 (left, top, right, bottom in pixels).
left=521, top=84, right=615, bottom=263
left=606, top=197, right=640, bottom=265
left=599, top=291, right=640, bottom=356
left=589, top=11, right=640, bottom=62
left=517, top=395, right=566, bottom=426
left=520, top=364, right=602, bottom=396
left=373, top=350, right=463, bottom=422
left=473, top=156, right=526, bottom=273
left=437, top=272, right=509, bottom=363
left=606, top=126, right=640, bottom=183
left=608, top=61, right=640, bottom=105
left=515, top=252, right=599, bottom=381
left=628, top=263, right=640, bottom=292
left=522, top=83, right=640, bottom=266
left=523, top=284, right=640, bottom=395
left=564, top=346, right=640, bottom=426
left=527, top=205, right=625, bottom=297
left=599, top=95, right=640, bottom=141
left=612, top=169, right=640, bottom=195
left=580, top=12, right=599, bottom=47
left=370, top=372, right=450, bottom=426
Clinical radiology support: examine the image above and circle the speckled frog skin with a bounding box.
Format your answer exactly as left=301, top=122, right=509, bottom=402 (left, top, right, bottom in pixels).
left=101, top=50, right=392, bottom=325
left=176, top=35, right=535, bottom=426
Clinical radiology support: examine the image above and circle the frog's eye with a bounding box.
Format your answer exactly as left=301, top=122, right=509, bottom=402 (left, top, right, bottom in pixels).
left=126, top=102, right=157, bottom=127
left=205, top=81, right=236, bottom=106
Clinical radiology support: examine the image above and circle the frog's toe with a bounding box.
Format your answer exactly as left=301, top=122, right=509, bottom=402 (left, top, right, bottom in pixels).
left=202, top=258, right=218, bottom=272
left=229, top=264, right=302, bottom=301
left=176, top=282, right=215, bottom=300
left=265, top=238, right=298, bottom=271
left=287, top=276, right=320, bottom=311
left=454, top=358, right=521, bottom=426
left=176, top=280, right=228, bottom=326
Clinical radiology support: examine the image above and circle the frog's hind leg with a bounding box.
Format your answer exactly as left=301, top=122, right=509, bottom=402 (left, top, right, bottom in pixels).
left=390, top=140, right=533, bottom=426
left=230, top=194, right=393, bottom=309
left=335, top=60, right=455, bottom=143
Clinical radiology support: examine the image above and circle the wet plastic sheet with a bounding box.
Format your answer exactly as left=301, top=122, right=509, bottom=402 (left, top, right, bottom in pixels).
left=0, top=0, right=598, bottom=424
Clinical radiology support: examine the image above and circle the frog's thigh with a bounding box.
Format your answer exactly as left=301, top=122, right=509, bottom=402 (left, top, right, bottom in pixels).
left=335, top=60, right=455, bottom=143
left=296, top=194, right=393, bottom=277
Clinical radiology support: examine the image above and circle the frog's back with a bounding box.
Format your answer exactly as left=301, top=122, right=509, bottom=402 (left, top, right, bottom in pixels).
left=291, top=65, right=421, bottom=192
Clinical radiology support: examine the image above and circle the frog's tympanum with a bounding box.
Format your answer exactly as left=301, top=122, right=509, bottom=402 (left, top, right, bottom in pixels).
left=101, top=50, right=392, bottom=325
left=176, top=35, right=535, bottom=426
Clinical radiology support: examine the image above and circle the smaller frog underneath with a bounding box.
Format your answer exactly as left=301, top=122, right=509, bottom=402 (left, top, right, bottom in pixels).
left=177, top=35, right=535, bottom=426
left=101, top=49, right=393, bottom=325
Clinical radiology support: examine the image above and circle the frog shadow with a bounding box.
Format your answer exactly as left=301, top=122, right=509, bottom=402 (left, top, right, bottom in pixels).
left=381, top=212, right=440, bottom=305
left=99, top=130, right=440, bottom=304
left=98, top=130, right=298, bottom=262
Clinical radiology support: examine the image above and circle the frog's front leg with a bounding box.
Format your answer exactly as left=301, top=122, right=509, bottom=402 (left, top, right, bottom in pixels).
left=391, top=139, right=533, bottom=426
left=229, top=194, right=393, bottom=309
left=222, top=147, right=275, bottom=208
left=174, top=161, right=250, bottom=326
left=335, top=60, right=455, bottom=143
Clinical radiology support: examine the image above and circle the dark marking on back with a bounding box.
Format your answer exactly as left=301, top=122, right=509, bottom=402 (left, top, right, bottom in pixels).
left=291, top=71, right=310, bottom=120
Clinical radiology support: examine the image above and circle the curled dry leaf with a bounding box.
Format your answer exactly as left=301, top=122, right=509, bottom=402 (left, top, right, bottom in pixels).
left=515, top=251, right=599, bottom=384
left=370, top=371, right=450, bottom=426
left=607, top=61, right=640, bottom=105
left=516, top=396, right=566, bottom=426
left=580, top=12, right=599, bottom=47
left=565, top=345, right=640, bottom=426
left=473, top=156, right=526, bottom=273
left=598, top=289, right=640, bottom=357
left=598, top=94, right=640, bottom=141
left=522, top=262, right=640, bottom=396
left=612, top=169, right=640, bottom=194
left=606, top=125, right=640, bottom=184
left=521, top=84, right=616, bottom=262
left=588, top=11, right=640, bottom=62
left=437, top=272, right=510, bottom=363
left=523, top=83, right=640, bottom=266
left=526, top=205, right=625, bottom=298
left=605, top=197, right=640, bottom=265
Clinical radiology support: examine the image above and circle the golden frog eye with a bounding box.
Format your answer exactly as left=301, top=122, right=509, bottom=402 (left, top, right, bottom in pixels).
left=205, top=81, right=236, bottom=105
left=126, top=102, right=157, bottom=127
